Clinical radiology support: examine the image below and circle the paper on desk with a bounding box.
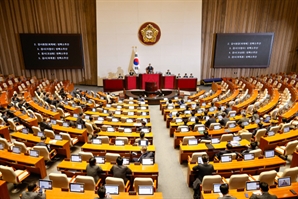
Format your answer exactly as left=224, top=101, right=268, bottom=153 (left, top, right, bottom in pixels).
left=134, top=123, right=142, bottom=126
left=49, top=140, right=57, bottom=144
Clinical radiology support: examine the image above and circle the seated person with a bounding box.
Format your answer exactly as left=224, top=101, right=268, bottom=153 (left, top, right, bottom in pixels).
left=234, top=123, right=250, bottom=136
left=110, top=157, right=132, bottom=184
left=165, top=69, right=171, bottom=75
left=118, top=74, right=123, bottom=79
left=204, top=114, right=216, bottom=128
left=137, top=121, right=149, bottom=132
left=183, top=73, right=188, bottom=78
left=219, top=113, right=230, bottom=126
left=215, top=143, right=239, bottom=160
left=86, top=157, right=103, bottom=183
left=36, top=136, right=50, bottom=152
left=252, top=110, right=260, bottom=121
left=166, top=99, right=174, bottom=106
left=133, top=146, right=154, bottom=163
left=21, top=183, right=45, bottom=199
left=176, top=73, right=181, bottom=78
left=76, top=113, right=86, bottom=128
left=178, top=99, right=185, bottom=105
left=242, top=141, right=258, bottom=155
left=200, top=131, right=211, bottom=141
left=224, top=104, right=232, bottom=115
left=188, top=112, right=197, bottom=123
left=146, top=63, right=154, bottom=74
left=237, top=112, right=249, bottom=125
left=249, top=182, right=277, bottom=199
left=189, top=73, right=194, bottom=78
left=39, top=118, right=53, bottom=131
left=87, top=117, right=101, bottom=133
left=218, top=184, right=236, bottom=199
left=138, top=95, right=145, bottom=101
left=135, top=132, right=148, bottom=145
left=95, top=186, right=107, bottom=199
left=129, top=69, right=135, bottom=76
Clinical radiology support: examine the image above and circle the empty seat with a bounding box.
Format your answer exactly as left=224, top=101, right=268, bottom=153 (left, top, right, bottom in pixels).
left=224, top=174, right=249, bottom=189
left=182, top=136, right=196, bottom=145
left=105, top=177, right=130, bottom=192
left=275, top=140, right=298, bottom=158
left=49, top=173, right=74, bottom=188
left=133, top=177, right=155, bottom=192
left=105, top=153, right=120, bottom=162
left=75, top=175, right=100, bottom=190
left=201, top=175, right=222, bottom=191
left=250, top=170, right=277, bottom=186
left=220, top=134, right=233, bottom=142
left=60, top=132, right=78, bottom=147
left=276, top=167, right=298, bottom=183
left=78, top=151, right=94, bottom=162
left=249, top=149, right=262, bottom=158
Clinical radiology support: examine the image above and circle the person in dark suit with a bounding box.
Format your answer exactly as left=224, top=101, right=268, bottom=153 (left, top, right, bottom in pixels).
left=204, top=114, right=217, bottom=128
left=192, top=155, right=214, bottom=199
left=219, top=113, right=230, bottom=126
left=39, top=118, right=53, bottom=131
left=118, top=74, right=123, bottom=79
left=200, top=131, right=211, bottom=141
left=249, top=182, right=277, bottom=199
left=252, top=110, right=260, bottom=121
left=189, top=73, right=194, bottom=78
left=218, top=184, right=237, bottom=199
left=165, top=69, right=171, bottom=75
left=237, top=112, right=250, bottom=125
left=76, top=113, right=86, bottom=128
left=146, top=63, right=154, bottom=74
left=95, top=186, right=109, bottom=199
left=110, top=157, right=132, bottom=184
left=129, top=69, right=135, bottom=76
left=215, top=143, right=239, bottom=160
left=252, top=123, right=264, bottom=137
left=183, top=73, right=188, bottom=78
left=86, top=157, right=103, bottom=183
left=36, top=136, right=50, bottom=152
left=224, top=104, right=232, bottom=115
left=21, top=183, right=45, bottom=199
left=241, top=141, right=258, bottom=155
left=133, top=146, right=154, bottom=163
left=176, top=73, right=181, bottom=78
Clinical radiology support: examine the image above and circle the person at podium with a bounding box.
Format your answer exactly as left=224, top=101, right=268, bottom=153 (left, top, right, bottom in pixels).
left=183, top=73, right=188, bottom=78
left=129, top=69, right=135, bottom=76
left=165, top=69, right=171, bottom=75
left=146, top=63, right=154, bottom=74
left=177, top=73, right=181, bottom=78
left=189, top=73, right=194, bottom=78
left=118, top=73, right=123, bottom=79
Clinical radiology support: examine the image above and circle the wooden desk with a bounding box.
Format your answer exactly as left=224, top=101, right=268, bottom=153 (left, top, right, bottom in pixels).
left=52, top=124, right=88, bottom=142
left=201, top=83, right=222, bottom=103
left=98, top=131, right=154, bottom=144
left=46, top=188, right=163, bottom=199
left=0, top=180, right=9, bottom=199
left=188, top=156, right=286, bottom=187
left=282, top=102, right=298, bottom=119
left=0, top=126, right=11, bottom=142
left=259, top=130, right=298, bottom=151
left=27, top=100, right=60, bottom=119
left=173, top=126, right=241, bottom=148
left=202, top=182, right=298, bottom=199
left=233, top=89, right=258, bottom=112
left=0, top=150, right=47, bottom=178
left=85, top=94, right=107, bottom=105
left=291, top=151, right=298, bottom=168
left=179, top=140, right=250, bottom=164
left=257, top=89, right=280, bottom=115
left=12, top=109, right=38, bottom=127
left=81, top=143, right=155, bottom=157
left=11, top=132, right=71, bottom=158
left=57, top=161, right=159, bottom=187
left=188, top=90, right=206, bottom=100
left=63, top=105, right=79, bottom=114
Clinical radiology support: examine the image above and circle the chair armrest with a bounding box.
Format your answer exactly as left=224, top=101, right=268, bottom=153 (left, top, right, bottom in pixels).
left=187, top=155, right=192, bottom=163
left=249, top=175, right=256, bottom=181
left=125, top=180, right=130, bottom=192
left=153, top=180, right=157, bottom=192
left=222, top=177, right=228, bottom=184
left=16, top=169, right=30, bottom=183
left=49, top=149, right=57, bottom=158
left=69, top=175, right=76, bottom=183
left=95, top=178, right=101, bottom=190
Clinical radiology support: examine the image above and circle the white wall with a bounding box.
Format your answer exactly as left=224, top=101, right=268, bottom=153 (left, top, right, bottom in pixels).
left=96, top=0, right=202, bottom=86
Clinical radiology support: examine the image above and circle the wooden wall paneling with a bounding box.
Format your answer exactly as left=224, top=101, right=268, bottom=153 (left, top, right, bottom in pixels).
left=0, top=0, right=97, bottom=85
left=201, top=0, right=298, bottom=81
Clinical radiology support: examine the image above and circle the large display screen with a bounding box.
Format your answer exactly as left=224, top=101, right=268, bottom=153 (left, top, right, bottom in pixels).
left=20, top=34, right=84, bottom=70
left=213, top=33, right=274, bottom=68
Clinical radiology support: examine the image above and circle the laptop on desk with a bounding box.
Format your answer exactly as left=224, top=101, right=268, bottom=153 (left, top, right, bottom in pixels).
left=138, top=185, right=154, bottom=195
left=69, top=183, right=84, bottom=193
left=244, top=153, right=255, bottom=161
left=39, top=180, right=53, bottom=190
left=95, top=156, right=105, bottom=164
left=278, top=177, right=291, bottom=187
left=105, top=185, right=119, bottom=195
left=246, top=181, right=260, bottom=191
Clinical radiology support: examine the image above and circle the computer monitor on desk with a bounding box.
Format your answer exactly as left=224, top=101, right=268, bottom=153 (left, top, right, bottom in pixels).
left=142, top=158, right=154, bottom=165
left=246, top=181, right=260, bottom=191
left=278, top=177, right=291, bottom=187
left=95, top=156, right=105, bottom=164
left=29, top=150, right=40, bottom=157
left=265, top=150, right=275, bottom=158
left=39, top=180, right=53, bottom=190
left=92, top=138, right=101, bottom=145
left=105, top=185, right=119, bottom=195
left=71, top=155, right=82, bottom=162
left=12, top=146, right=21, bottom=154
left=221, top=155, right=232, bottom=163
left=211, top=138, right=220, bottom=144
left=138, top=185, right=154, bottom=195
left=69, top=183, right=84, bottom=193
left=188, top=139, right=198, bottom=145
left=244, top=153, right=255, bottom=161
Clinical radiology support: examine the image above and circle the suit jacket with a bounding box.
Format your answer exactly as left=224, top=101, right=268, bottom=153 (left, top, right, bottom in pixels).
left=205, top=118, right=217, bottom=128
left=219, top=118, right=230, bottom=126
left=21, top=191, right=45, bottom=199
left=237, top=117, right=249, bottom=125
left=216, top=150, right=232, bottom=160
left=218, top=195, right=237, bottom=199
left=192, top=163, right=214, bottom=182
left=110, top=165, right=132, bottom=183
left=39, top=122, right=53, bottom=131
left=137, top=151, right=154, bottom=163
left=249, top=192, right=277, bottom=199
left=224, top=107, right=232, bottom=115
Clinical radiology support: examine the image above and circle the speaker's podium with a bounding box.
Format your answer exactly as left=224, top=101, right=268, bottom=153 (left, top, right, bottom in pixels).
left=139, top=73, right=162, bottom=89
